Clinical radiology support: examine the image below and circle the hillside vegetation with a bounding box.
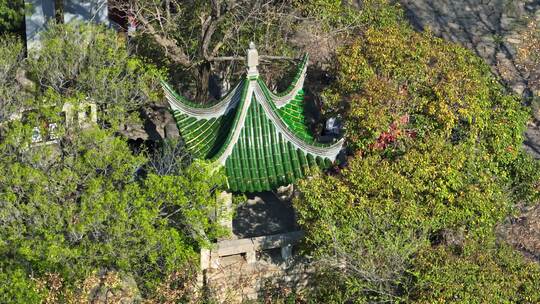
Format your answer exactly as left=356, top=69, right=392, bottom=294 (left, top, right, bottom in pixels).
left=1, top=0, right=540, bottom=303
left=295, top=2, right=540, bottom=303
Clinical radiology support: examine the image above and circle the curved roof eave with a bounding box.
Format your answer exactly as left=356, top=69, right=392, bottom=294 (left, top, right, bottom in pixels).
left=263, top=54, right=309, bottom=108
left=162, top=79, right=244, bottom=120
left=253, top=84, right=343, bottom=160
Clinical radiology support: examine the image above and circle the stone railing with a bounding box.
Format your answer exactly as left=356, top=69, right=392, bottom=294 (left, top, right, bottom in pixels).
left=201, top=231, right=304, bottom=270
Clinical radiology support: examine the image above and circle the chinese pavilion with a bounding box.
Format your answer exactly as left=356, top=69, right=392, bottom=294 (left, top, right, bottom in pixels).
left=163, top=43, right=344, bottom=192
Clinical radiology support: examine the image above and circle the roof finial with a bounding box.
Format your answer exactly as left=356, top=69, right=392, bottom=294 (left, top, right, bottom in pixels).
left=246, top=41, right=259, bottom=77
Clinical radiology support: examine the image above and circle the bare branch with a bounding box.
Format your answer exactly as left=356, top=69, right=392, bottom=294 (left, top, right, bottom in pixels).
left=208, top=55, right=298, bottom=62
left=136, top=13, right=192, bottom=67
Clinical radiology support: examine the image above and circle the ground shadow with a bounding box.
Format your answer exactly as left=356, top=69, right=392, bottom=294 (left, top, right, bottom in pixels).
left=233, top=191, right=296, bottom=238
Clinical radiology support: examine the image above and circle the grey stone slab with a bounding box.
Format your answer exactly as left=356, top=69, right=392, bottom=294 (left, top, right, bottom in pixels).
left=63, top=0, right=109, bottom=25
left=25, top=0, right=56, bottom=49
left=216, top=231, right=304, bottom=257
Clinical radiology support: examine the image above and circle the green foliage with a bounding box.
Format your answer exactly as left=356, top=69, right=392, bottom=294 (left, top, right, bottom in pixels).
left=0, top=24, right=228, bottom=301
left=299, top=137, right=513, bottom=241
left=26, top=22, right=163, bottom=128
left=412, top=242, right=540, bottom=303
left=322, top=19, right=539, bottom=203
left=295, top=2, right=540, bottom=302
left=144, top=161, right=229, bottom=248
left=293, top=0, right=402, bottom=30
left=324, top=25, right=527, bottom=154
left=0, top=34, right=25, bottom=120
left=0, top=124, right=227, bottom=299
left=0, top=263, right=44, bottom=303
left=296, top=137, right=519, bottom=302
left=0, top=0, right=24, bottom=34
left=292, top=0, right=359, bottom=29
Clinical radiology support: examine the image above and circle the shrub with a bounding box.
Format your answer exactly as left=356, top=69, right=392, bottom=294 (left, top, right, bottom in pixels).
left=295, top=1, right=540, bottom=302
left=0, top=24, right=228, bottom=301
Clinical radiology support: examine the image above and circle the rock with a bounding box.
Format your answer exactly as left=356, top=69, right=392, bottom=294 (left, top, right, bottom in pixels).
left=512, top=83, right=526, bottom=95
left=118, top=105, right=177, bottom=142
left=16, top=68, right=35, bottom=90
left=498, top=204, right=540, bottom=260
left=164, top=122, right=180, bottom=139
left=500, top=15, right=514, bottom=31
left=507, top=37, right=522, bottom=44
left=448, top=22, right=460, bottom=30
left=276, top=184, right=294, bottom=202
left=83, top=271, right=142, bottom=304
left=397, top=0, right=540, bottom=97
left=431, top=228, right=465, bottom=250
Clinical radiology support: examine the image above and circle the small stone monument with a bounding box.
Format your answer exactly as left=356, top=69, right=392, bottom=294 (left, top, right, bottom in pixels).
left=62, top=101, right=97, bottom=128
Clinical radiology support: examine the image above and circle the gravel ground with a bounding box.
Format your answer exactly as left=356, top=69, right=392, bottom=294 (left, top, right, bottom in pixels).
left=524, top=121, right=540, bottom=159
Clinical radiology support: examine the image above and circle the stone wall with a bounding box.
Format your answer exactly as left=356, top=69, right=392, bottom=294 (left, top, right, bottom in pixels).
left=205, top=253, right=313, bottom=303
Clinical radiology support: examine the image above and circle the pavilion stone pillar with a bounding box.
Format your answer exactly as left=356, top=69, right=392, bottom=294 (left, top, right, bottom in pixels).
left=25, top=0, right=56, bottom=49
left=217, top=191, right=233, bottom=239
left=245, top=250, right=257, bottom=264
left=281, top=244, right=293, bottom=261
left=63, top=0, right=109, bottom=25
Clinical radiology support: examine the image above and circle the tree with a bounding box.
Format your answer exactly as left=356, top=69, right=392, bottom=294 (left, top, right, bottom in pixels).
left=0, top=0, right=24, bottom=34
left=296, top=137, right=522, bottom=302
left=25, top=22, right=163, bottom=129
left=0, top=23, right=229, bottom=301
left=110, top=0, right=361, bottom=102
left=109, top=0, right=291, bottom=102
left=411, top=242, right=540, bottom=303
left=0, top=121, right=229, bottom=299
left=0, top=34, right=26, bottom=121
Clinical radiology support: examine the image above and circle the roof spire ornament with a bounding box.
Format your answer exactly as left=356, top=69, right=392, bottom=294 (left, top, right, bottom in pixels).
left=162, top=48, right=344, bottom=192
left=246, top=42, right=259, bottom=77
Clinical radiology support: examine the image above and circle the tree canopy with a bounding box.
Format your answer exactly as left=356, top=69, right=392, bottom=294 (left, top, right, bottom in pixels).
left=294, top=2, right=540, bottom=302
left=111, top=0, right=361, bottom=102
left=0, top=23, right=228, bottom=302
left=0, top=0, right=24, bottom=34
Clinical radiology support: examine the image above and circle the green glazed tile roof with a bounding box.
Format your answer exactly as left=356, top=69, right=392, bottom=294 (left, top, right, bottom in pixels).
left=163, top=54, right=344, bottom=192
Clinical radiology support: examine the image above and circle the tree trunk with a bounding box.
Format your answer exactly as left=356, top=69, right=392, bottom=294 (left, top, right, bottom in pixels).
left=195, top=62, right=211, bottom=104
